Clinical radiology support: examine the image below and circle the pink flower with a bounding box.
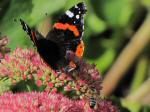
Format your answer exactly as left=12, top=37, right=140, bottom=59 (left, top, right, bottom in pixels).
left=58, top=73, right=66, bottom=80
left=37, top=70, right=43, bottom=78
left=51, top=88, right=57, bottom=93
left=48, top=82, right=54, bottom=88
left=22, top=74, right=27, bottom=80
left=0, top=48, right=102, bottom=100
left=0, top=92, right=119, bottom=112
left=32, top=55, right=42, bottom=66
left=36, top=80, right=42, bottom=87
left=76, top=85, right=81, bottom=90
left=64, top=85, right=72, bottom=91
left=78, top=80, right=86, bottom=86
left=19, top=65, right=26, bottom=71
left=4, top=54, right=10, bottom=62
left=46, top=75, right=50, bottom=81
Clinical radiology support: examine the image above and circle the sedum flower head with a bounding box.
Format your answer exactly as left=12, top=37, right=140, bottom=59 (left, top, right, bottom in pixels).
left=0, top=48, right=101, bottom=100
left=0, top=48, right=119, bottom=111
left=0, top=92, right=118, bottom=112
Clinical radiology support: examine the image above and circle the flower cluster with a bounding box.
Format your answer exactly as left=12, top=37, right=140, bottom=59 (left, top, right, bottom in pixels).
left=0, top=48, right=119, bottom=111
left=0, top=36, right=10, bottom=59
left=66, top=51, right=102, bottom=98
left=0, top=92, right=118, bottom=112
left=0, top=48, right=101, bottom=100
left=0, top=49, right=74, bottom=96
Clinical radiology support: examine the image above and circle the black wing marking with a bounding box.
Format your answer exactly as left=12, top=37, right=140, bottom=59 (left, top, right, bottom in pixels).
left=20, top=19, right=43, bottom=45
left=57, top=2, right=87, bottom=37
left=46, top=2, right=87, bottom=41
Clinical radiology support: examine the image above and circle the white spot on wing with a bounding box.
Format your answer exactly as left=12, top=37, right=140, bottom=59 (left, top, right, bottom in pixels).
left=82, top=25, right=84, bottom=29
left=24, top=24, right=29, bottom=33
left=66, top=10, right=74, bottom=18
left=76, top=15, right=80, bottom=19
left=81, top=32, right=84, bottom=37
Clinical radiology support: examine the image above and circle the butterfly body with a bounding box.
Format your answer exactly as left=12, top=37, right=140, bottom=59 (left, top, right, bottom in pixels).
left=20, top=2, right=87, bottom=72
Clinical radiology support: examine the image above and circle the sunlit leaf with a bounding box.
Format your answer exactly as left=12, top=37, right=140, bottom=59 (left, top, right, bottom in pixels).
left=0, top=0, right=66, bottom=49
left=92, top=0, right=134, bottom=28
left=87, top=13, right=107, bottom=34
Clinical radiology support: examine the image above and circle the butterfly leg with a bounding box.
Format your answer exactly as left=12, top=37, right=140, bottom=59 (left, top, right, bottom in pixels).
left=63, top=65, right=75, bottom=73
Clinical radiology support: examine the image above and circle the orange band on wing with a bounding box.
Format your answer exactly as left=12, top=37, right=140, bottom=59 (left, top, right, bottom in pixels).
left=75, top=40, right=84, bottom=58
left=68, top=41, right=84, bottom=69
left=54, top=23, right=79, bottom=37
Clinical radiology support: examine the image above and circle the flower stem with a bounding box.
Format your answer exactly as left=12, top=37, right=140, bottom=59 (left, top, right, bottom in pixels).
left=101, top=13, right=150, bottom=96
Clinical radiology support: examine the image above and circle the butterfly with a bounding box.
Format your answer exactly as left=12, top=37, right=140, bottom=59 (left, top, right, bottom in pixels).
left=20, top=2, right=87, bottom=73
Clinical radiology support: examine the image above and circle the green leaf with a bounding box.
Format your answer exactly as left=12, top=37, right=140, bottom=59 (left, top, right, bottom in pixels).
left=30, top=0, right=67, bottom=25
left=86, top=13, right=107, bottom=34
left=93, top=0, right=134, bottom=28
left=89, top=49, right=116, bottom=74
left=64, top=0, right=85, bottom=9
left=0, top=0, right=66, bottom=49
left=141, top=0, right=150, bottom=8
left=121, top=99, right=142, bottom=112
left=141, top=105, right=150, bottom=112
left=0, top=79, right=12, bottom=94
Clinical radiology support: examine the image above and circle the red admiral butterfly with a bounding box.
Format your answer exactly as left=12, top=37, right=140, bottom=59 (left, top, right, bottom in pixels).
left=20, top=2, right=87, bottom=72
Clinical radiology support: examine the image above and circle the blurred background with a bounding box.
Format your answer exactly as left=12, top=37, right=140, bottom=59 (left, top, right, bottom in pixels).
left=0, top=0, right=150, bottom=111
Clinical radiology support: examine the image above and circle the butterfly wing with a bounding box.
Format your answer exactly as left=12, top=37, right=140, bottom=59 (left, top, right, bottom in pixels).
left=46, top=2, right=87, bottom=72
left=20, top=19, right=44, bottom=46
left=46, top=2, right=86, bottom=56
left=20, top=19, right=61, bottom=70
left=20, top=2, right=87, bottom=72
left=54, top=2, right=86, bottom=39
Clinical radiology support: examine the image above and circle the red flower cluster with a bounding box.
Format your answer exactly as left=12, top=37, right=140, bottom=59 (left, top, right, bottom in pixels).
left=0, top=48, right=119, bottom=111
left=0, top=92, right=118, bottom=112
left=0, top=48, right=100, bottom=99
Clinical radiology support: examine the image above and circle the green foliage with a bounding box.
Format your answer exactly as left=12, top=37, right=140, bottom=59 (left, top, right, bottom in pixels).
left=141, top=0, right=150, bottom=8
left=89, top=49, right=116, bottom=74
left=0, top=78, right=12, bottom=94
left=122, top=99, right=142, bottom=112
left=87, top=13, right=107, bottom=34
left=0, top=0, right=66, bottom=49
left=91, top=0, right=134, bottom=28
left=142, top=106, right=150, bottom=112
